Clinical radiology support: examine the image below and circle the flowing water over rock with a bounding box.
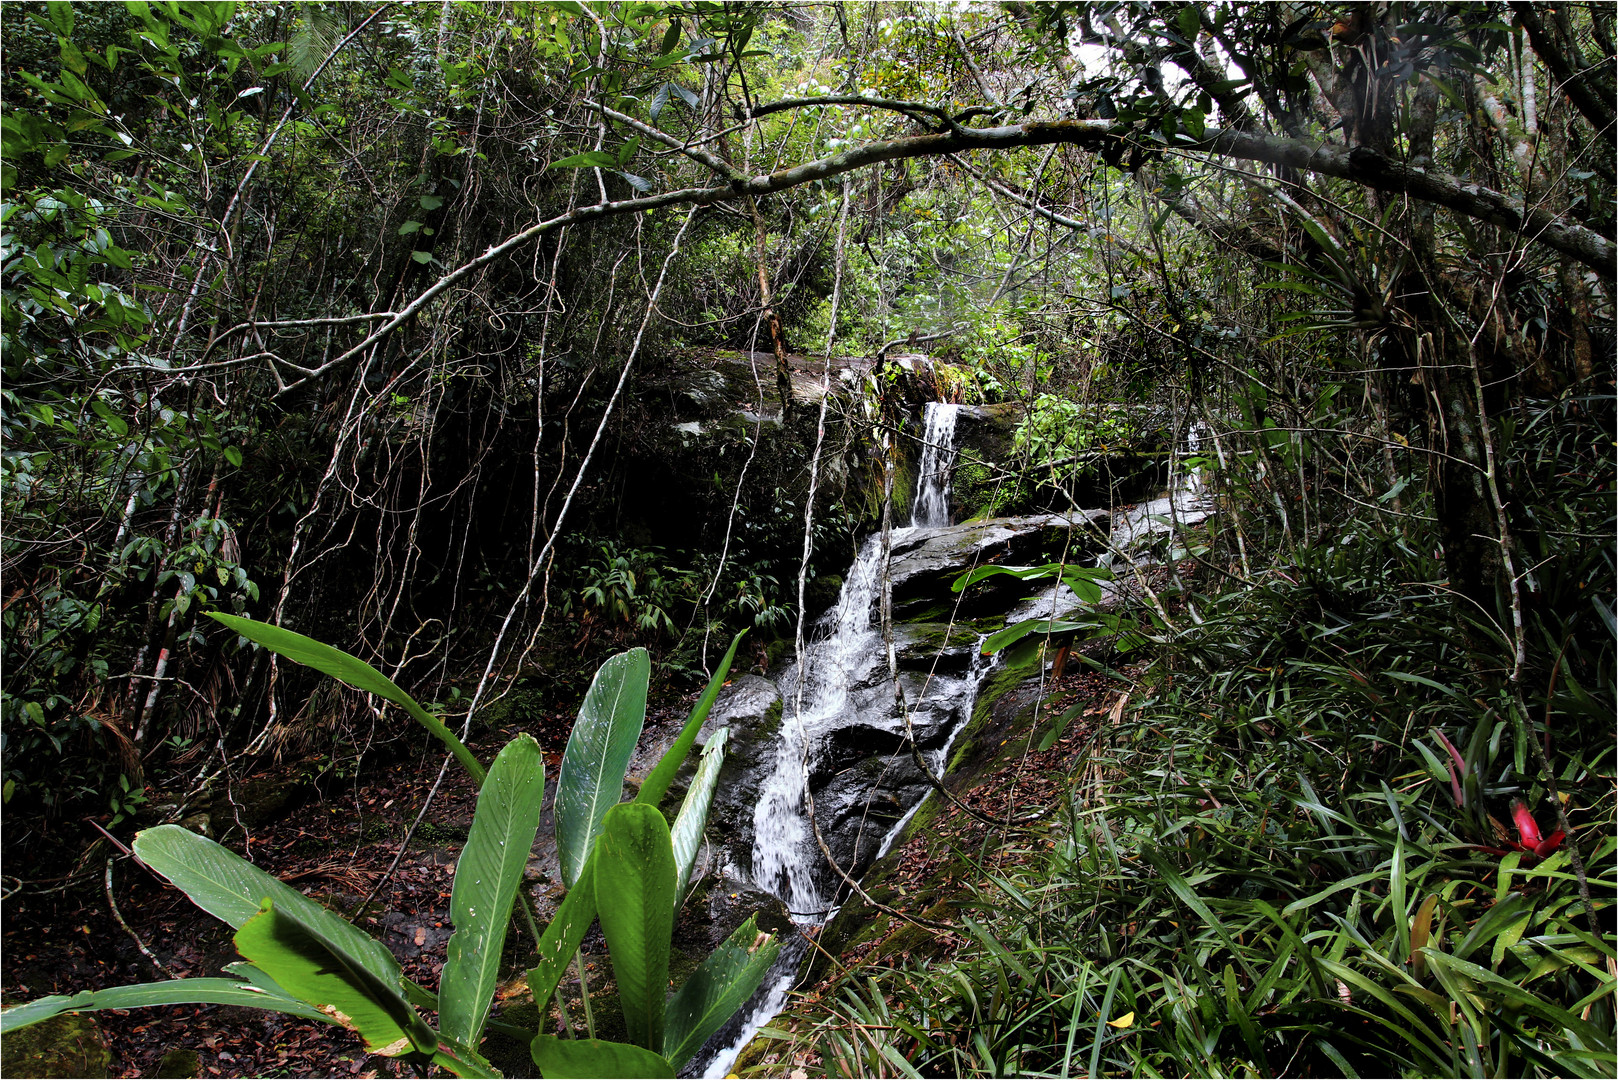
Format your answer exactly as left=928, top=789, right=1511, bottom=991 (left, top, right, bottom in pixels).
left=911, top=402, right=961, bottom=528
left=694, top=409, right=1209, bottom=1075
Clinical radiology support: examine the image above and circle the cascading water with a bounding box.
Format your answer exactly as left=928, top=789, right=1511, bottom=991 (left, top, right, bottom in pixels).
left=750, top=402, right=966, bottom=922
left=702, top=403, right=984, bottom=1076
left=697, top=412, right=1219, bottom=1075
left=911, top=402, right=961, bottom=528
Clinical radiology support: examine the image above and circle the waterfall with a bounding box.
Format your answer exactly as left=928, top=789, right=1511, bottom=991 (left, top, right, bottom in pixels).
left=747, top=531, right=890, bottom=922
left=700, top=411, right=1221, bottom=1075
left=704, top=402, right=980, bottom=1076
left=752, top=401, right=964, bottom=920
left=911, top=402, right=961, bottom=528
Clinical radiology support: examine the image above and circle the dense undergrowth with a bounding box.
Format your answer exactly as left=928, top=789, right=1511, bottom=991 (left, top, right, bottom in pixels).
left=759, top=390, right=1616, bottom=1079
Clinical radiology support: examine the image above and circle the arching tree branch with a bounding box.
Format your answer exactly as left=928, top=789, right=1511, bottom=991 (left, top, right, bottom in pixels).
left=280, top=112, right=1613, bottom=389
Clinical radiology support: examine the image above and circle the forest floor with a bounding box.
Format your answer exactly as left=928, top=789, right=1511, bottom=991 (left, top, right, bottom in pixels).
left=1, top=613, right=1156, bottom=1078
left=0, top=687, right=694, bottom=1079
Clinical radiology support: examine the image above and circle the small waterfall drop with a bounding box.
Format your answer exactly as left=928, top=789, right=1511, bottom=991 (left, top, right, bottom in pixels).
left=702, top=411, right=1219, bottom=1075
left=911, top=402, right=961, bottom=528
left=750, top=402, right=965, bottom=922
left=707, top=402, right=981, bottom=1076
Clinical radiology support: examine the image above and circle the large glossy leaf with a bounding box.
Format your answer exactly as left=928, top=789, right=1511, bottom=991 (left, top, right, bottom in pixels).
left=234, top=899, right=437, bottom=1055
left=525, top=857, right=598, bottom=1020
left=593, top=802, right=675, bottom=1052
left=207, top=613, right=484, bottom=783
left=555, top=648, right=649, bottom=888
left=669, top=728, right=727, bottom=910
left=952, top=562, right=1112, bottom=602
left=132, top=826, right=403, bottom=992
left=636, top=629, right=744, bottom=812
left=530, top=1034, right=674, bottom=1078
left=662, top=915, right=780, bottom=1068
left=440, top=735, right=547, bottom=1048
left=0, top=976, right=332, bottom=1035
left=981, top=617, right=1094, bottom=656
left=429, top=1035, right=502, bottom=1080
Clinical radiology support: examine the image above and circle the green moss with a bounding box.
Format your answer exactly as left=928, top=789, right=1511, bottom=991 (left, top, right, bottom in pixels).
left=949, top=642, right=1041, bottom=771
left=953, top=446, right=996, bottom=520
left=764, top=637, right=794, bottom=669
left=904, top=620, right=990, bottom=654
left=413, top=820, right=469, bottom=846
left=803, top=573, right=842, bottom=617
left=155, top=1048, right=200, bottom=1079
left=0, top=1014, right=110, bottom=1078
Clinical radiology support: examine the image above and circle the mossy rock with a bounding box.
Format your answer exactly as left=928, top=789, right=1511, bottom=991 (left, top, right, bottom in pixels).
left=155, top=1048, right=199, bottom=1079
left=211, top=775, right=305, bottom=828
left=413, top=820, right=469, bottom=846
left=802, top=573, right=843, bottom=620
left=948, top=639, right=1042, bottom=772
left=0, top=1013, right=111, bottom=1078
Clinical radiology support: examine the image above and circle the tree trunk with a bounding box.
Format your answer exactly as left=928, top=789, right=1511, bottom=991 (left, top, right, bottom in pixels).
left=749, top=196, right=793, bottom=419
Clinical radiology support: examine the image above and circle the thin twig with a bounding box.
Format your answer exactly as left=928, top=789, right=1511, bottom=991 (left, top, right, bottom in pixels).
left=106, top=858, right=180, bottom=979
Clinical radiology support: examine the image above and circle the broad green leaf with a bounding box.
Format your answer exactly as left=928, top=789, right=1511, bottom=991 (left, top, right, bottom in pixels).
left=550, top=150, right=617, bottom=168
left=206, top=613, right=484, bottom=782
left=662, top=916, right=780, bottom=1068
left=132, top=826, right=404, bottom=991
left=670, top=728, right=726, bottom=909
left=1176, top=5, right=1200, bottom=39
left=556, top=648, right=649, bottom=887
left=234, top=900, right=437, bottom=1055
left=45, top=0, right=73, bottom=36
left=525, top=857, right=598, bottom=1020
left=981, top=617, right=1093, bottom=656
left=431, top=1034, right=502, bottom=1079
left=953, top=562, right=1112, bottom=600
left=637, top=630, right=743, bottom=811
left=648, top=80, right=672, bottom=121
left=0, top=977, right=331, bottom=1035
left=531, top=1034, right=674, bottom=1078
left=594, top=803, right=675, bottom=1051
left=441, top=735, right=547, bottom=1048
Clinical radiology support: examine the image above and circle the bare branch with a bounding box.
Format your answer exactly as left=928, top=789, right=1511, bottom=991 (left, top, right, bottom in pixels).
left=286, top=114, right=1613, bottom=390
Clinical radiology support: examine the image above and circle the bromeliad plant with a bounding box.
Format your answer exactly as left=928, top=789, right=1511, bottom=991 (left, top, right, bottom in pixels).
left=0, top=615, right=778, bottom=1078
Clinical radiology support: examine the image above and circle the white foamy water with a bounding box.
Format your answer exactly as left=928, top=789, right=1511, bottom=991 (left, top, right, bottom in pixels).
left=705, top=405, right=979, bottom=1076
left=748, top=528, right=896, bottom=922
left=911, top=402, right=961, bottom=528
